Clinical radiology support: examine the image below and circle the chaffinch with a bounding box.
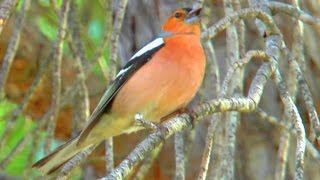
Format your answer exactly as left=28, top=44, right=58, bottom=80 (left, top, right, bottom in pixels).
left=33, top=7, right=206, bottom=175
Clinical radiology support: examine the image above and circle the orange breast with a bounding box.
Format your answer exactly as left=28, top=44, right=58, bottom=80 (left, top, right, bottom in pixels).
left=111, top=34, right=206, bottom=124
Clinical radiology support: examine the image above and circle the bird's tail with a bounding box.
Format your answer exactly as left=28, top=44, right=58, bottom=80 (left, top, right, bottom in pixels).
left=32, top=135, right=88, bottom=175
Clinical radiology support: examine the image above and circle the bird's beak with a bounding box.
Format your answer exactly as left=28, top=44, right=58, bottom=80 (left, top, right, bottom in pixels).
left=186, top=8, right=202, bottom=24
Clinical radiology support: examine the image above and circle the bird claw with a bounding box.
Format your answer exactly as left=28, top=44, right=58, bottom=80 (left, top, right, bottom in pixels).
left=134, top=113, right=166, bottom=141
left=134, top=113, right=160, bottom=131
left=178, top=108, right=197, bottom=129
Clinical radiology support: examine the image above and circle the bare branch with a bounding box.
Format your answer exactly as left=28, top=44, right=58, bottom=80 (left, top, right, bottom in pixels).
left=282, top=48, right=320, bottom=143
left=202, top=8, right=280, bottom=41
left=133, top=143, right=163, bottom=180
left=0, top=0, right=29, bottom=97
left=109, top=0, right=128, bottom=79
left=57, top=145, right=96, bottom=179
left=103, top=94, right=264, bottom=179
left=44, top=0, right=71, bottom=154
left=0, top=0, right=31, bottom=148
left=0, top=0, right=18, bottom=35
left=268, top=1, right=320, bottom=27
left=248, top=0, right=306, bottom=179
left=175, top=132, right=185, bottom=180
left=198, top=26, right=221, bottom=180
left=105, top=0, right=128, bottom=174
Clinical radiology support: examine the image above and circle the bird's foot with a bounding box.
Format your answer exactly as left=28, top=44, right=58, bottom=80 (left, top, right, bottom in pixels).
left=177, top=108, right=197, bottom=129
left=134, top=113, right=166, bottom=141
left=135, top=113, right=159, bottom=130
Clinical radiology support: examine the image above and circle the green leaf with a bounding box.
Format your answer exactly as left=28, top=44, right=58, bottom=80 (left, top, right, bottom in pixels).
left=37, top=16, right=58, bottom=40
left=0, top=101, right=36, bottom=175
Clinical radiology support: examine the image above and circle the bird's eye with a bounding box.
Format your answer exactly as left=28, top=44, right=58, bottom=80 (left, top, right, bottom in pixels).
left=174, top=12, right=182, bottom=18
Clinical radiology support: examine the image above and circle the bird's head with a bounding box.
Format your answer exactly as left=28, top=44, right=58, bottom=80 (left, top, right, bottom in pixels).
left=163, top=7, right=202, bottom=36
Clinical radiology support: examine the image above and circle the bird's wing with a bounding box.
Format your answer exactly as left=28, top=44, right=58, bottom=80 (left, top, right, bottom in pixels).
left=77, top=37, right=165, bottom=145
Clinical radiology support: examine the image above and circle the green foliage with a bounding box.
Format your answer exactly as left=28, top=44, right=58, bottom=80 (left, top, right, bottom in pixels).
left=36, top=0, right=111, bottom=77
left=0, top=101, right=36, bottom=175
left=0, top=0, right=113, bottom=177
left=37, top=16, right=58, bottom=41
left=16, top=0, right=25, bottom=11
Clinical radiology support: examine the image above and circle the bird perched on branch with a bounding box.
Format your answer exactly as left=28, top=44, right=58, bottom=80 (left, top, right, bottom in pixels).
left=33, top=7, right=206, bottom=175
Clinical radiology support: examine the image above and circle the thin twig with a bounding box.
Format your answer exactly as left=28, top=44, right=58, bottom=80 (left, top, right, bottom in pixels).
left=273, top=70, right=306, bottom=180
left=198, top=114, right=219, bottom=180
left=216, top=1, right=241, bottom=178
left=105, top=0, right=129, bottom=175
left=0, top=115, right=47, bottom=168
left=175, top=132, right=185, bottom=180
left=199, top=8, right=276, bottom=179
left=248, top=0, right=306, bottom=179
left=197, top=22, right=221, bottom=179
left=133, top=143, right=163, bottom=180
left=103, top=96, right=268, bottom=179
left=193, top=0, right=205, bottom=9
left=0, top=0, right=31, bottom=147
left=256, top=109, right=320, bottom=163
left=23, top=120, right=42, bottom=178
left=0, top=0, right=113, bottom=170
left=268, top=0, right=320, bottom=144
left=0, top=0, right=28, bottom=97
left=268, top=1, right=320, bottom=27
left=256, top=108, right=291, bottom=180
left=0, top=0, right=18, bottom=36
left=282, top=46, right=320, bottom=144
left=44, top=0, right=71, bottom=154
left=68, top=0, right=90, bottom=135
left=57, top=145, right=96, bottom=180
left=202, top=8, right=280, bottom=41
left=291, top=0, right=305, bottom=71
left=109, top=0, right=128, bottom=79
left=276, top=130, right=290, bottom=180
left=221, top=50, right=269, bottom=96
left=104, top=34, right=277, bottom=179
left=232, top=0, right=246, bottom=57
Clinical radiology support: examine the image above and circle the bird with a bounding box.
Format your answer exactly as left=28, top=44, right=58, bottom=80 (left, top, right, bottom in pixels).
left=33, top=7, right=206, bottom=175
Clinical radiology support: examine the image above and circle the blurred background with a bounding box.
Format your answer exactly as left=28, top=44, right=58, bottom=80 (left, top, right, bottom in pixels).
left=0, top=0, right=319, bottom=179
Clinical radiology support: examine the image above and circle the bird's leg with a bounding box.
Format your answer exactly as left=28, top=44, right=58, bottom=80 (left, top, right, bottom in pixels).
left=134, top=113, right=167, bottom=141
left=178, top=107, right=197, bottom=128
left=134, top=113, right=159, bottom=131
left=161, top=107, right=196, bottom=129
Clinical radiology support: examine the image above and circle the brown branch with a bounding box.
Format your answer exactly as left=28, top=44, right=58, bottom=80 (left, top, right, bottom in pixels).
left=44, top=0, right=71, bottom=154
left=109, top=0, right=128, bottom=79
left=268, top=1, right=320, bottom=27
left=220, top=0, right=240, bottom=177
left=273, top=70, right=306, bottom=180
left=102, top=95, right=263, bottom=179
left=0, top=0, right=18, bottom=36
left=175, top=132, right=185, bottom=180
left=249, top=0, right=306, bottom=179
left=68, top=0, right=90, bottom=135
left=105, top=0, right=128, bottom=174
left=104, top=46, right=276, bottom=179
left=202, top=8, right=280, bottom=41
left=0, top=0, right=31, bottom=148
left=193, top=0, right=205, bottom=9
left=199, top=8, right=275, bottom=180
left=198, top=21, right=221, bottom=179
left=57, top=145, right=96, bottom=179
left=7, top=2, right=114, bottom=166
left=0, top=0, right=28, bottom=97
left=282, top=46, right=320, bottom=144
left=233, top=0, right=246, bottom=57
left=255, top=108, right=320, bottom=163
left=133, top=143, right=163, bottom=180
